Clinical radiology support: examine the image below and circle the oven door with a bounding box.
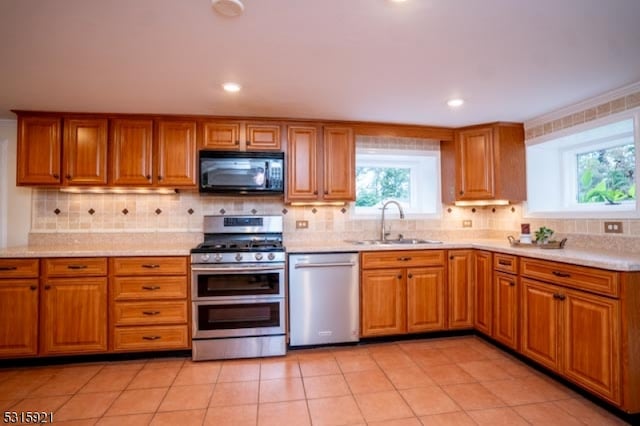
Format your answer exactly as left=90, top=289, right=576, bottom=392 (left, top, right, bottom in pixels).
left=192, top=298, right=285, bottom=339
left=192, top=264, right=285, bottom=299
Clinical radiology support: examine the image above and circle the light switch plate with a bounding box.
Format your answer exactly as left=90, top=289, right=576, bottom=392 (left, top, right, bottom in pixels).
left=462, top=220, right=472, bottom=228
left=604, top=221, right=623, bottom=234
left=296, top=220, right=309, bottom=229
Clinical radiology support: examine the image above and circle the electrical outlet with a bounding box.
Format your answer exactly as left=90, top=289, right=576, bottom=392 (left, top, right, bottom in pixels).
left=295, top=220, right=309, bottom=229
left=604, top=221, right=623, bottom=234
left=462, top=220, right=473, bottom=228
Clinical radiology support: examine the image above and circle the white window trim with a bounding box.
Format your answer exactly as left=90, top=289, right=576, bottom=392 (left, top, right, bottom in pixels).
left=524, top=108, right=640, bottom=219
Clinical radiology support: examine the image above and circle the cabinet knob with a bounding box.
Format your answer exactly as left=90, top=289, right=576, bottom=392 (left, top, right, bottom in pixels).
left=246, top=140, right=250, bottom=145
left=146, top=175, right=152, bottom=180
left=313, top=191, right=318, bottom=195
left=397, top=274, right=402, bottom=279
left=449, top=256, right=454, bottom=260
left=509, top=282, right=516, bottom=287
left=324, top=190, right=328, bottom=195
left=158, top=175, right=163, bottom=181
left=235, top=140, right=239, bottom=145
left=30, top=285, right=37, bottom=291
left=53, top=174, right=60, bottom=179
left=66, top=174, right=72, bottom=180
left=459, top=190, right=464, bottom=195
left=408, top=273, right=413, bottom=279
left=44, top=285, right=51, bottom=290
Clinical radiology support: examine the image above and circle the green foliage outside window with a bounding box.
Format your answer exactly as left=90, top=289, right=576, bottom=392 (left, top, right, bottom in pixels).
left=356, top=167, right=410, bottom=207
left=577, top=144, right=636, bottom=204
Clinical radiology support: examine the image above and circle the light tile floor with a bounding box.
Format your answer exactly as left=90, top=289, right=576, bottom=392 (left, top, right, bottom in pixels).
left=0, top=336, right=630, bottom=425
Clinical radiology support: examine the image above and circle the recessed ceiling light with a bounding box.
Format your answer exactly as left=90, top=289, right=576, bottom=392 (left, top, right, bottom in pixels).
left=222, top=82, right=241, bottom=93
left=447, top=98, right=464, bottom=108
left=211, top=0, right=244, bottom=17
left=390, top=0, right=409, bottom=3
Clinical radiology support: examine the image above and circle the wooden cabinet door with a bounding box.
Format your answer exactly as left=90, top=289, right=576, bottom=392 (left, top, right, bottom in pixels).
left=63, top=118, right=108, bottom=185
left=456, top=127, right=494, bottom=200
left=407, top=267, right=445, bottom=332
left=361, top=269, right=405, bottom=337
left=201, top=122, right=240, bottom=150
left=156, top=120, right=197, bottom=187
left=493, top=271, right=519, bottom=350
left=246, top=123, right=281, bottom=151
left=474, top=250, right=493, bottom=335
left=110, top=119, right=154, bottom=185
left=447, top=250, right=474, bottom=329
left=17, top=116, right=61, bottom=185
left=521, top=278, right=560, bottom=371
left=0, top=280, right=39, bottom=357
left=286, top=126, right=319, bottom=201
left=41, top=278, right=108, bottom=355
left=563, top=289, right=620, bottom=404
left=323, top=126, right=355, bottom=201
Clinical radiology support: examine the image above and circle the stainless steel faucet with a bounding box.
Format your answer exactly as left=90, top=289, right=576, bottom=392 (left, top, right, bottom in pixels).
left=380, top=200, right=405, bottom=241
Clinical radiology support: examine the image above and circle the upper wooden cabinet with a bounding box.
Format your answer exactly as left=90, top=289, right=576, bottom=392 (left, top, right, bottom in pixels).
left=201, top=121, right=281, bottom=151
left=63, top=118, right=108, bottom=185
left=286, top=125, right=355, bottom=203
left=17, top=116, right=62, bottom=185
left=110, top=119, right=154, bottom=186
left=441, top=122, right=525, bottom=203
left=156, top=120, right=197, bottom=186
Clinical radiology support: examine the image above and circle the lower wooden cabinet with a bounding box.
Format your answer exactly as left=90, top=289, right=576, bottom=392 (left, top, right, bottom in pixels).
left=407, top=267, right=445, bottom=332
left=473, top=251, right=493, bottom=335
left=447, top=250, right=474, bottom=329
left=361, top=269, right=405, bottom=336
left=0, top=279, right=39, bottom=357
left=493, top=271, right=519, bottom=349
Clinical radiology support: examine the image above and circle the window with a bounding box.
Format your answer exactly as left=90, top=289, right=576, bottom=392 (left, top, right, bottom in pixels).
left=526, top=112, right=639, bottom=218
left=355, top=146, right=441, bottom=216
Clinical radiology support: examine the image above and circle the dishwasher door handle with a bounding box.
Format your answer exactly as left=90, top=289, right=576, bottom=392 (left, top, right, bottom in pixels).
left=294, top=262, right=356, bottom=269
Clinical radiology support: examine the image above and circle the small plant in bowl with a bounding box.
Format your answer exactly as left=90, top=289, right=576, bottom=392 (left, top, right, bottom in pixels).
left=534, top=226, right=555, bottom=244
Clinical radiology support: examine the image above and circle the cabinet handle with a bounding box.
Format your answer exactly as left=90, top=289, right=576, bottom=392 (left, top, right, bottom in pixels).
left=30, top=285, right=37, bottom=291
left=509, top=281, right=516, bottom=287
left=246, top=140, right=250, bottom=145
left=142, top=335, right=161, bottom=341
left=65, top=174, right=72, bottom=180
left=459, top=190, right=464, bottom=195
left=0, top=266, right=17, bottom=271
left=142, top=311, right=161, bottom=316
left=397, top=257, right=412, bottom=261
left=498, top=260, right=512, bottom=266
left=324, top=190, right=328, bottom=195
left=158, top=175, right=163, bottom=181
left=313, top=191, right=318, bottom=195
left=397, top=274, right=402, bottom=279
left=44, top=285, right=51, bottom=290
left=449, top=256, right=454, bottom=260
left=142, top=286, right=161, bottom=291
left=235, top=140, right=239, bottom=145
left=53, top=174, right=60, bottom=179
left=552, top=271, right=571, bottom=278
left=553, top=293, right=566, bottom=300
left=146, top=175, right=152, bottom=180
left=142, top=264, right=160, bottom=269
left=67, top=264, right=88, bottom=270
left=408, top=273, right=413, bottom=279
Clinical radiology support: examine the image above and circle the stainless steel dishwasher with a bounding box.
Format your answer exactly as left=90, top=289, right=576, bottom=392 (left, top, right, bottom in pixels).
left=288, top=252, right=359, bottom=346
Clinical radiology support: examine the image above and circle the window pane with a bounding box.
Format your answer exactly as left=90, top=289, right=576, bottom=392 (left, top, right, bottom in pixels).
left=356, top=167, right=410, bottom=207
left=577, top=144, right=636, bottom=204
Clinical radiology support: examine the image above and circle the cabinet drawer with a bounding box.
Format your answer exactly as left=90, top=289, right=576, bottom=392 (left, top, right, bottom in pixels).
left=111, top=276, right=188, bottom=300
left=361, top=250, right=445, bottom=269
left=113, top=325, right=189, bottom=351
left=113, top=301, right=188, bottom=326
left=43, top=258, right=107, bottom=277
left=494, top=253, right=518, bottom=274
left=0, top=259, right=39, bottom=278
left=520, top=258, right=619, bottom=297
left=110, top=257, right=187, bottom=276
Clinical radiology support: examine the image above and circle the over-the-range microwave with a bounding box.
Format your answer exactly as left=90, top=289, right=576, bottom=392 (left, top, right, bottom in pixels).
left=198, top=151, right=284, bottom=195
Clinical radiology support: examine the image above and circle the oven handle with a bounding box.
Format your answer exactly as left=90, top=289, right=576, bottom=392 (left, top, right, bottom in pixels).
left=294, top=262, right=356, bottom=269
left=191, top=266, right=285, bottom=273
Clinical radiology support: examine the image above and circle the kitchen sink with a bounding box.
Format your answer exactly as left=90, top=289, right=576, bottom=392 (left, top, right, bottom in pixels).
left=346, top=238, right=443, bottom=245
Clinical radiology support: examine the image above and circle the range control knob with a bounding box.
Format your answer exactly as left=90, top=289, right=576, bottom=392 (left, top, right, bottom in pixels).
left=201, top=254, right=210, bottom=262
left=267, top=253, right=276, bottom=261
left=235, top=253, right=243, bottom=262
left=255, top=253, right=264, bottom=261
left=214, top=254, right=223, bottom=262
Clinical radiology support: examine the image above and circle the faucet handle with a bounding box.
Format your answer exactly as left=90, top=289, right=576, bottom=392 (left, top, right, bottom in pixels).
left=398, top=233, right=404, bottom=240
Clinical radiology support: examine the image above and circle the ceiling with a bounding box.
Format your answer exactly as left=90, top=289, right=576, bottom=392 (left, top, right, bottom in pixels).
left=1, top=0, right=640, bottom=127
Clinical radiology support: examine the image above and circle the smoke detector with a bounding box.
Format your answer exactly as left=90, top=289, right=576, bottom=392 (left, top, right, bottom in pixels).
left=212, top=0, right=244, bottom=17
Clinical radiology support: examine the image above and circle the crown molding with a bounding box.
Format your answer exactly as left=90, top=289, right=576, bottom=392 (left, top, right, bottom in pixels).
left=525, top=81, right=640, bottom=129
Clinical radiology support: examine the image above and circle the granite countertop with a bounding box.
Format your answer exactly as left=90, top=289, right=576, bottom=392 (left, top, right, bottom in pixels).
left=0, top=243, right=193, bottom=258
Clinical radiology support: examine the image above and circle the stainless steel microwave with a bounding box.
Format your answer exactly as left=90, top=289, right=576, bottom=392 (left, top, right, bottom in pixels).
left=199, top=151, right=284, bottom=195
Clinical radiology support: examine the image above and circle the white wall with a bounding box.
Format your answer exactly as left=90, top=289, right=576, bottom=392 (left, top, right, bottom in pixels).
left=0, top=119, right=31, bottom=247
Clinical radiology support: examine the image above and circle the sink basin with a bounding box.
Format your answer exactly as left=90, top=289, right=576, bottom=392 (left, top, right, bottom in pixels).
left=346, top=238, right=443, bottom=245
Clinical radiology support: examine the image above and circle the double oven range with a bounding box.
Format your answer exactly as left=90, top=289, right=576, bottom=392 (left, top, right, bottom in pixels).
left=190, top=215, right=286, bottom=361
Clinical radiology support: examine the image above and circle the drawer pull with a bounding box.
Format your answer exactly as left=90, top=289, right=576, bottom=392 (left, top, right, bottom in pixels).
left=142, top=286, right=161, bottom=291
left=552, top=271, right=571, bottom=278
left=553, top=293, right=566, bottom=300
left=142, top=335, right=161, bottom=341
left=67, top=264, right=88, bottom=270
left=397, top=257, right=412, bottom=261
left=509, top=282, right=516, bottom=287
left=0, top=266, right=18, bottom=271
left=498, top=260, right=512, bottom=266
left=142, top=264, right=161, bottom=269
left=142, top=311, right=161, bottom=316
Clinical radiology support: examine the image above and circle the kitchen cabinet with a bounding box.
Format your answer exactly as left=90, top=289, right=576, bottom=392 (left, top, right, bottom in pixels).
left=286, top=125, right=355, bottom=203
left=201, top=121, right=282, bottom=151
left=0, top=259, right=39, bottom=357
left=520, top=258, right=621, bottom=405
left=492, top=253, right=519, bottom=350
left=447, top=250, right=474, bottom=329
left=473, top=250, right=492, bottom=335
left=17, top=116, right=62, bottom=185
left=40, top=258, right=108, bottom=355
left=441, top=122, right=525, bottom=203
left=110, top=118, right=154, bottom=186
left=63, top=118, right=108, bottom=185
left=360, top=250, right=445, bottom=337
left=110, top=256, right=189, bottom=352
left=156, top=120, right=197, bottom=186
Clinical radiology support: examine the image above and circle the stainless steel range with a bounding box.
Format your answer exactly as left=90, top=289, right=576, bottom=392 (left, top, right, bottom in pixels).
left=190, top=215, right=286, bottom=361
